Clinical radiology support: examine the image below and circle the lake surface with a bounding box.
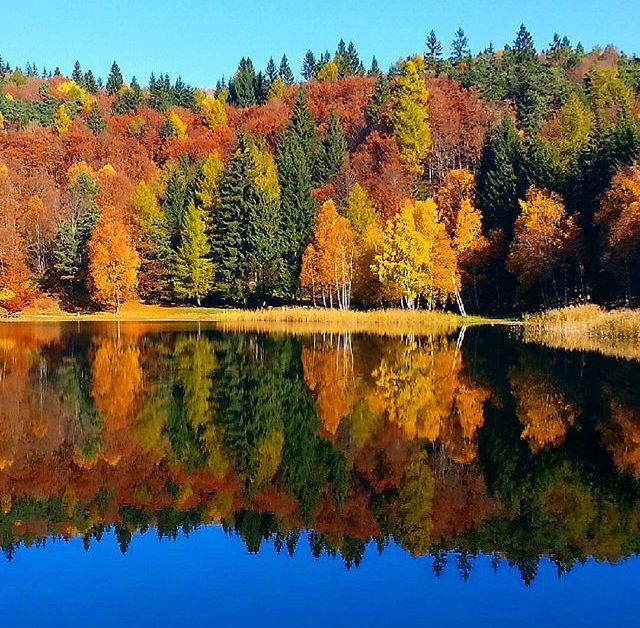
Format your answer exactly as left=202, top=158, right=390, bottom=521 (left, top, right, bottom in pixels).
left=0, top=322, right=639, bottom=626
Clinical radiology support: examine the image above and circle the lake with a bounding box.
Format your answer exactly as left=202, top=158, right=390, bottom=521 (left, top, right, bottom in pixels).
left=0, top=322, right=639, bottom=627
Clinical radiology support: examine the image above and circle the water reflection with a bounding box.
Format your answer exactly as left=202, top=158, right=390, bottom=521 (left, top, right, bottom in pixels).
left=0, top=322, right=639, bottom=583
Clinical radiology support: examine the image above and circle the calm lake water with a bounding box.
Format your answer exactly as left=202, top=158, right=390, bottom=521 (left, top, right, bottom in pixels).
left=0, top=322, right=639, bottom=626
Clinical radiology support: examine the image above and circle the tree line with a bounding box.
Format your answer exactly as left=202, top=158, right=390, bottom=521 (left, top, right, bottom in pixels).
left=0, top=26, right=639, bottom=313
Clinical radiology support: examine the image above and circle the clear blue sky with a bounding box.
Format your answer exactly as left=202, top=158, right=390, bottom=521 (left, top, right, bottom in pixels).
left=0, top=0, right=638, bottom=87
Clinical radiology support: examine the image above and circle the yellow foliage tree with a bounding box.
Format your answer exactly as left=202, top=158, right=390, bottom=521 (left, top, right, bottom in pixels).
left=196, top=91, right=228, bottom=129
left=167, top=110, right=188, bottom=138
left=391, top=56, right=431, bottom=177
left=197, top=151, right=225, bottom=211
left=316, top=61, right=339, bottom=82
left=507, top=187, right=581, bottom=304
left=372, top=199, right=457, bottom=310
left=54, top=104, right=72, bottom=134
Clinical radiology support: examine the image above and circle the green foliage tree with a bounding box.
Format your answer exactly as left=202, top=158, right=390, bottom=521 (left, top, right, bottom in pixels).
left=173, top=202, right=214, bottom=305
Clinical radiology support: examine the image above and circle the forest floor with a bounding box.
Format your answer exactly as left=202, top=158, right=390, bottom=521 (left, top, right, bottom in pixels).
left=1, top=301, right=510, bottom=336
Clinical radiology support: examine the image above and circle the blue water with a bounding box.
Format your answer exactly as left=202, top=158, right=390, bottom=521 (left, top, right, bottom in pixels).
left=2, top=527, right=638, bottom=627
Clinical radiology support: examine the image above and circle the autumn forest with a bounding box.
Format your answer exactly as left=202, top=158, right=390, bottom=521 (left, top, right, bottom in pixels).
left=1, top=26, right=640, bottom=315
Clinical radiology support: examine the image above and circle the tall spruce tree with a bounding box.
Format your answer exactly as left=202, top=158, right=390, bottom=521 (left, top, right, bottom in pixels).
left=302, top=50, right=317, bottom=81
left=106, top=61, right=124, bottom=95
left=212, top=134, right=254, bottom=300
left=279, top=55, right=295, bottom=85
left=276, top=94, right=319, bottom=293
left=266, top=57, right=278, bottom=83
left=229, top=57, right=257, bottom=107
left=451, top=28, right=470, bottom=62
left=72, top=61, right=83, bottom=84
left=476, top=116, right=524, bottom=234
left=425, top=30, right=443, bottom=66
left=317, top=109, right=348, bottom=183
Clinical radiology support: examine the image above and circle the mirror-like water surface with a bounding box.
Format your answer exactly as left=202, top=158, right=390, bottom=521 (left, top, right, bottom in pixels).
left=0, top=323, right=639, bottom=626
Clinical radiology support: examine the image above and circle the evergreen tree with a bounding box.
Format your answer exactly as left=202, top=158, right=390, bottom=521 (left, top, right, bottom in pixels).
left=106, top=61, right=124, bottom=95
left=451, top=28, right=470, bottom=62
left=365, top=74, right=391, bottom=126
left=212, top=135, right=254, bottom=300
left=173, top=202, right=214, bottom=305
left=229, top=57, right=257, bottom=107
left=276, top=96, right=318, bottom=293
left=162, top=159, right=201, bottom=246
left=279, top=55, right=295, bottom=85
left=346, top=42, right=361, bottom=74
left=286, top=90, right=322, bottom=182
left=368, top=57, right=381, bottom=76
left=266, top=57, right=278, bottom=83
left=317, top=109, right=348, bottom=183
left=84, top=70, right=98, bottom=94
left=72, top=60, right=83, bottom=85
left=86, top=102, right=106, bottom=134
left=425, top=30, right=443, bottom=66
left=476, top=116, right=523, bottom=233
left=302, top=50, right=317, bottom=81
left=254, top=71, right=269, bottom=104
left=513, top=23, right=536, bottom=63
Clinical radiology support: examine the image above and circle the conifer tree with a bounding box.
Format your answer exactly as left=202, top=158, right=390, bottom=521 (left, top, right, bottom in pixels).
left=266, top=57, right=278, bottom=83
left=476, top=116, right=523, bottom=233
left=212, top=135, right=254, bottom=300
left=84, top=70, right=98, bottom=94
left=173, top=201, right=214, bottom=306
left=86, top=102, right=106, bottom=135
left=72, top=60, right=83, bottom=84
left=106, top=61, right=124, bottom=95
left=425, top=30, right=443, bottom=66
left=276, top=102, right=317, bottom=293
left=302, top=50, right=317, bottom=81
left=451, top=28, right=470, bottom=62
left=229, top=57, right=256, bottom=107
left=279, top=55, right=295, bottom=85
left=368, top=57, right=381, bottom=76
left=318, top=109, right=347, bottom=183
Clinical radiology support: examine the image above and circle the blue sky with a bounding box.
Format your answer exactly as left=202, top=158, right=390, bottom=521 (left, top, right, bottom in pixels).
left=0, top=0, right=638, bottom=88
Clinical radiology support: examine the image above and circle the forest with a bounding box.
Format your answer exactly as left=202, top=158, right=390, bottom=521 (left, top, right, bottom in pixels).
left=0, top=25, right=639, bottom=314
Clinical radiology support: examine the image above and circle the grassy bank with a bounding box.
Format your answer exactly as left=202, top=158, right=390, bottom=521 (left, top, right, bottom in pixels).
left=523, top=304, right=640, bottom=360
left=0, top=302, right=505, bottom=336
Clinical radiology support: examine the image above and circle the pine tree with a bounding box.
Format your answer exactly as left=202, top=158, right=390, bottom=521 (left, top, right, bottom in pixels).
left=513, top=24, right=536, bottom=63
left=451, top=28, right=470, bottom=62
left=254, top=71, right=269, bottom=104
left=425, top=30, right=443, bottom=66
left=279, top=55, right=294, bottom=85
left=318, top=109, right=347, bottom=183
left=476, top=117, right=523, bottom=233
left=286, top=90, right=322, bottom=183
left=346, top=42, right=360, bottom=74
left=368, top=57, right=381, bottom=76
left=106, top=61, right=124, bottom=95
left=302, top=50, right=317, bottom=81
left=72, top=60, right=83, bottom=84
left=212, top=135, right=254, bottom=300
left=276, top=101, right=317, bottom=293
left=229, top=57, right=256, bottom=107
left=84, top=70, right=98, bottom=94
left=86, top=102, right=106, bottom=134
left=365, top=74, right=391, bottom=126
left=266, top=57, right=278, bottom=83
left=173, top=202, right=214, bottom=305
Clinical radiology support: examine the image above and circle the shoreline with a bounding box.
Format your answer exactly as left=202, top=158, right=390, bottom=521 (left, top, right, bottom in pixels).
left=0, top=304, right=514, bottom=335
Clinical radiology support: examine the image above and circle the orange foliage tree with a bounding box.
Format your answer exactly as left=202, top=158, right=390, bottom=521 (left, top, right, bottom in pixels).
left=300, top=199, right=355, bottom=309
left=88, top=208, right=140, bottom=311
